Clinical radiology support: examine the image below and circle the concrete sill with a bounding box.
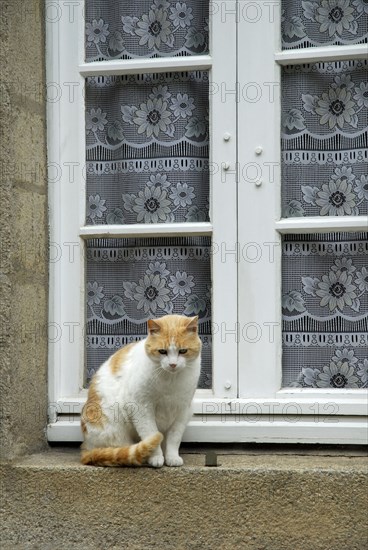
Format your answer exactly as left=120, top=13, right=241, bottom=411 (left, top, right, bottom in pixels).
left=1, top=447, right=368, bottom=549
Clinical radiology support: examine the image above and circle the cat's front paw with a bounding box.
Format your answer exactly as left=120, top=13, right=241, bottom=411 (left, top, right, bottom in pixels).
left=148, top=455, right=165, bottom=468
left=165, top=455, right=184, bottom=467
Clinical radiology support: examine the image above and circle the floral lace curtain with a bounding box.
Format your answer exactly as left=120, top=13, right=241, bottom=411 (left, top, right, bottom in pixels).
left=84, top=2, right=211, bottom=388
left=281, top=59, right=368, bottom=218
left=281, top=3, right=368, bottom=389
left=281, top=0, right=368, bottom=49
left=86, top=238, right=212, bottom=388
left=85, top=71, right=209, bottom=225
left=85, top=0, right=209, bottom=60
left=282, top=233, right=368, bottom=388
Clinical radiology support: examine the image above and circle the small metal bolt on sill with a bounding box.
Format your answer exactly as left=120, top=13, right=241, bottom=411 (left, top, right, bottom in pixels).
left=205, top=451, right=218, bottom=467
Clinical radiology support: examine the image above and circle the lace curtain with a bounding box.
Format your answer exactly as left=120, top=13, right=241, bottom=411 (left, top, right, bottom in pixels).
left=85, top=0, right=209, bottom=60
left=281, top=4, right=368, bottom=388
left=84, top=1, right=368, bottom=391
left=281, top=59, right=368, bottom=218
left=84, top=1, right=211, bottom=387
left=86, top=238, right=212, bottom=388
left=85, top=71, right=210, bottom=225
left=282, top=233, right=368, bottom=388
left=281, top=0, right=368, bottom=49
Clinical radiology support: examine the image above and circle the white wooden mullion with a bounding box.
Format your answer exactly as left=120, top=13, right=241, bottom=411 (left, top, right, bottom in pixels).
left=55, top=394, right=367, bottom=416
left=48, top=2, right=86, bottom=401
left=275, top=44, right=368, bottom=65
left=78, top=2, right=87, bottom=392
left=210, top=0, right=238, bottom=399
left=276, top=388, right=368, bottom=401
left=276, top=216, right=368, bottom=234
left=237, top=2, right=282, bottom=398
left=79, top=222, right=213, bottom=238
left=79, top=55, right=212, bottom=76
left=185, top=417, right=368, bottom=444
left=47, top=417, right=368, bottom=444
left=46, top=0, right=62, bottom=420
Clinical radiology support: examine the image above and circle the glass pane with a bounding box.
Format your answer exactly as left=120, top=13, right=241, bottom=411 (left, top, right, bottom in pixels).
left=85, top=0, right=209, bottom=61
left=85, top=237, right=212, bottom=389
left=85, top=71, right=209, bottom=224
left=282, top=232, right=368, bottom=388
left=281, top=1, right=368, bottom=49
left=281, top=59, right=368, bottom=218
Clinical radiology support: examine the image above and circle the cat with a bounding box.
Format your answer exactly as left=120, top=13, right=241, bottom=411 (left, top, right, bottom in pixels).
left=81, top=314, right=201, bottom=468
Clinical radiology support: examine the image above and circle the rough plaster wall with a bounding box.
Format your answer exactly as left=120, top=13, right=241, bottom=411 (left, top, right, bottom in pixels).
left=0, top=0, right=48, bottom=459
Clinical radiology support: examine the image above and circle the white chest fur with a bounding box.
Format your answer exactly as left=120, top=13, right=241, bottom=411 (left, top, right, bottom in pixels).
left=97, top=339, right=199, bottom=435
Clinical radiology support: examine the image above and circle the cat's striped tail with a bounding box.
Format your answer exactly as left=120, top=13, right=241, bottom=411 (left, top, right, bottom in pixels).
left=80, top=432, right=163, bottom=467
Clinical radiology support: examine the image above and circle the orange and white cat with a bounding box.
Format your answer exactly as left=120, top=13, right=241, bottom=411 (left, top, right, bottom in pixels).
left=81, top=315, right=201, bottom=468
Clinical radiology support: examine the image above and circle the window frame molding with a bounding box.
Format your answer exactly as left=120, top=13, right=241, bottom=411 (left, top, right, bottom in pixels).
left=47, top=0, right=239, bottom=425
left=46, top=0, right=368, bottom=444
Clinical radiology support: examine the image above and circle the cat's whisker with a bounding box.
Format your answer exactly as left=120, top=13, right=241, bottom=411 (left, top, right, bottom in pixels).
left=150, top=366, right=166, bottom=388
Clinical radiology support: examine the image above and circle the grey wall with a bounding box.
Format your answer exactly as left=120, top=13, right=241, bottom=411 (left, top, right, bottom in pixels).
left=0, top=0, right=48, bottom=459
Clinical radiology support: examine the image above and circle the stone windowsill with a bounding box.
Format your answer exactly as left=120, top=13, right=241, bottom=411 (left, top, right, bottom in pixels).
left=1, top=445, right=367, bottom=549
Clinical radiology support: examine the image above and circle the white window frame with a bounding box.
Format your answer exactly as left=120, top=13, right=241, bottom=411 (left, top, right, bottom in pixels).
left=47, top=0, right=368, bottom=444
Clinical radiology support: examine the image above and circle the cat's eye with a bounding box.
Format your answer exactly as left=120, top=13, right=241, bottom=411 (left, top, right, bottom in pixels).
left=158, top=349, right=167, bottom=355
left=179, top=349, right=188, bottom=354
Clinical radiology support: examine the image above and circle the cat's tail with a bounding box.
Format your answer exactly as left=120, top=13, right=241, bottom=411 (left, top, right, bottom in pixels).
left=80, top=432, right=163, bottom=467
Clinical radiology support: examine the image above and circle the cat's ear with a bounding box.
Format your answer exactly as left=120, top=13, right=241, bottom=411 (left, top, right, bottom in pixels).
left=147, top=319, right=161, bottom=334
left=185, top=316, right=198, bottom=333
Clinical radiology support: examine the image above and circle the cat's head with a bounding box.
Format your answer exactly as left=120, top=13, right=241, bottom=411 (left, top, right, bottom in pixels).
left=145, top=315, right=201, bottom=373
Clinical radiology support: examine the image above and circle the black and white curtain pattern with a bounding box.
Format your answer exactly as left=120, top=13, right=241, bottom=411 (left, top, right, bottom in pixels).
left=84, top=1, right=368, bottom=391
left=85, top=238, right=212, bottom=388
left=282, top=233, right=368, bottom=389
left=84, top=1, right=211, bottom=387
left=85, top=71, right=210, bottom=226
left=281, top=2, right=368, bottom=389
left=281, top=0, right=368, bottom=49
left=85, top=0, right=209, bottom=60
left=281, top=59, right=368, bottom=219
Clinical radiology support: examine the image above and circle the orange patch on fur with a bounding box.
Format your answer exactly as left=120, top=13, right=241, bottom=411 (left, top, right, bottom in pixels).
left=81, top=446, right=131, bottom=467
left=109, top=342, right=136, bottom=375
left=146, top=315, right=201, bottom=359
left=80, top=432, right=163, bottom=467
left=81, top=377, right=106, bottom=428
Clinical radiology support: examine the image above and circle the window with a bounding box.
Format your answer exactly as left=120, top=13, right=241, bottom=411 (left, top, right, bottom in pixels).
left=47, top=0, right=367, bottom=444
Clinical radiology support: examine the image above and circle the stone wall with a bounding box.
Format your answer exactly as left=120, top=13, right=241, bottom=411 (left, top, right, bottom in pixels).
left=0, top=0, right=48, bottom=459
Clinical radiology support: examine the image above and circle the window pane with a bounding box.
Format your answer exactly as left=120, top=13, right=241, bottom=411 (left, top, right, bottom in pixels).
left=281, top=1, right=368, bottom=49
left=281, top=59, right=368, bottom=218
left=282, top=232, right=368, bottom=388
left=85, top=72, right=209, bottom=224
left=85, top=0, right=209, bottom=61
left=85, top=237, right=212, bottom=389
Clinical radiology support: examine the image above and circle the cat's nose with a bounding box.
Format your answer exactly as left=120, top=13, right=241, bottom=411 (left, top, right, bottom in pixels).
left=169, top=363, right=177, bottom=369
